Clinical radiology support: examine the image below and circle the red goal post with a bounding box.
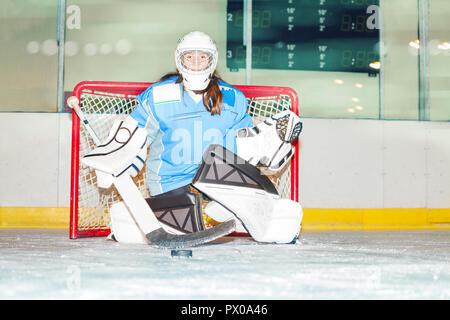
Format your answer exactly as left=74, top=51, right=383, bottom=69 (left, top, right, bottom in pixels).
left=70, top=81, right=300, bottom=239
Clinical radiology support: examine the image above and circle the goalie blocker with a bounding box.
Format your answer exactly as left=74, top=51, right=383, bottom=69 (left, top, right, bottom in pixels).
left=81, top=117, right=148, bottom=183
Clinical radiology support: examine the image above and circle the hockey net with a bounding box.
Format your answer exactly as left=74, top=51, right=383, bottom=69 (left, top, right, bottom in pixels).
left=70, top=81, right=299, bottom=238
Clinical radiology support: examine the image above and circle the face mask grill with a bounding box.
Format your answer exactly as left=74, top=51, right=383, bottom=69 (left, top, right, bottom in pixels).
left=176, top=48, right=216, bottom=76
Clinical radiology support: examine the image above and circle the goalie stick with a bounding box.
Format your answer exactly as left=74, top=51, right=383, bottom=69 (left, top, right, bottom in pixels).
left=67, top=96, right=235, bottom=249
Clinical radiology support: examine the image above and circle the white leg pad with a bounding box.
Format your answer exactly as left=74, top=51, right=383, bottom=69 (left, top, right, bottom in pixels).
left=195, top=182, right=303, bottom=243
left=109, top=202, right=148, bottom=244
left=193, top=144, right=303, bottom=244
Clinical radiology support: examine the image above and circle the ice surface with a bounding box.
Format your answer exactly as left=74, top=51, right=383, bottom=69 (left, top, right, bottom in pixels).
left=0, top=229, right=449, bottom=299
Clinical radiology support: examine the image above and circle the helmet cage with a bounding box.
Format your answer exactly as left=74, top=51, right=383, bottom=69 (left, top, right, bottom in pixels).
left=176, top=48, right=217, bottom=76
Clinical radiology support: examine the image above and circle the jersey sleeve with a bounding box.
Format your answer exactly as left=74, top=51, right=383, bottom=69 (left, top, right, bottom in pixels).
left=224, top=90, right=254, bottom=153
left=130, top=87, right=161, bottom=144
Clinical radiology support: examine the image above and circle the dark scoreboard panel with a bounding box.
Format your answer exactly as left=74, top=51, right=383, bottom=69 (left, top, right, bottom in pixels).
left=226, top=0, right=380, bottom=74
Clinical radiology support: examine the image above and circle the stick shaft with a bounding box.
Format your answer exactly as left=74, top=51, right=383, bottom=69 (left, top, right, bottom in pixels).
left=68, top=98, right=102, bottom=145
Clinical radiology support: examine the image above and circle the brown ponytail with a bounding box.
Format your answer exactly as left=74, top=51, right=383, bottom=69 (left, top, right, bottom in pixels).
left=201, top=74, right=222, bottom=115
left=159, top=71, right=223, bottom=116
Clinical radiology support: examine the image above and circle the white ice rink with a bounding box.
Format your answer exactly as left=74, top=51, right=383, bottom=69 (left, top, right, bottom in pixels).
left=0, top=229, right=449, bottom=300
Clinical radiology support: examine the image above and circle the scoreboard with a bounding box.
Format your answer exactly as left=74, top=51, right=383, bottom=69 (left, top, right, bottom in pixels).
left=226, top=0, right=380, bottom=74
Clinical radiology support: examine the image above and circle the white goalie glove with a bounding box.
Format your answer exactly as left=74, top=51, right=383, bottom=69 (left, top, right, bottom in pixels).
left=236, top=110, right=302, bottom=172
left=81, top=116, right=148, bottom=188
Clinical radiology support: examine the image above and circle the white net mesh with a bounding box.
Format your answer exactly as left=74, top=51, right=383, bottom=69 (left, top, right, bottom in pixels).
left=74, top=85, right=296, bottom=236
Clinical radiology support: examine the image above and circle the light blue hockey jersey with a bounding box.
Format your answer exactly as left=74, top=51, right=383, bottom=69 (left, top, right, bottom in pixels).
left=130, top=76, right=253, bottom=195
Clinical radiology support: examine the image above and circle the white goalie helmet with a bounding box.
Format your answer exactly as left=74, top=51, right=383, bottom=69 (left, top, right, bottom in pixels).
left=175, top=31, right=218, bottom=91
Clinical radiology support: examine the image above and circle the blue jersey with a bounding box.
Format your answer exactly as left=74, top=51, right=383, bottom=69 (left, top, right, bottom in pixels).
left=130, top=77, right=253, bottom=195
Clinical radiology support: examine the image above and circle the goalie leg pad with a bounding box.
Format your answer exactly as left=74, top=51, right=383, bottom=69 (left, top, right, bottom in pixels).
left=109, top=175, right=236, bottom=248
left=146, top=190, right=205, bottom=235
left=201, top=192, right=302, bottom=243
left=193, top=144, right=303, bottom=243
left=258, top=199, right=302, bottom=243
left=109, top=201, right=148, bottom=244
